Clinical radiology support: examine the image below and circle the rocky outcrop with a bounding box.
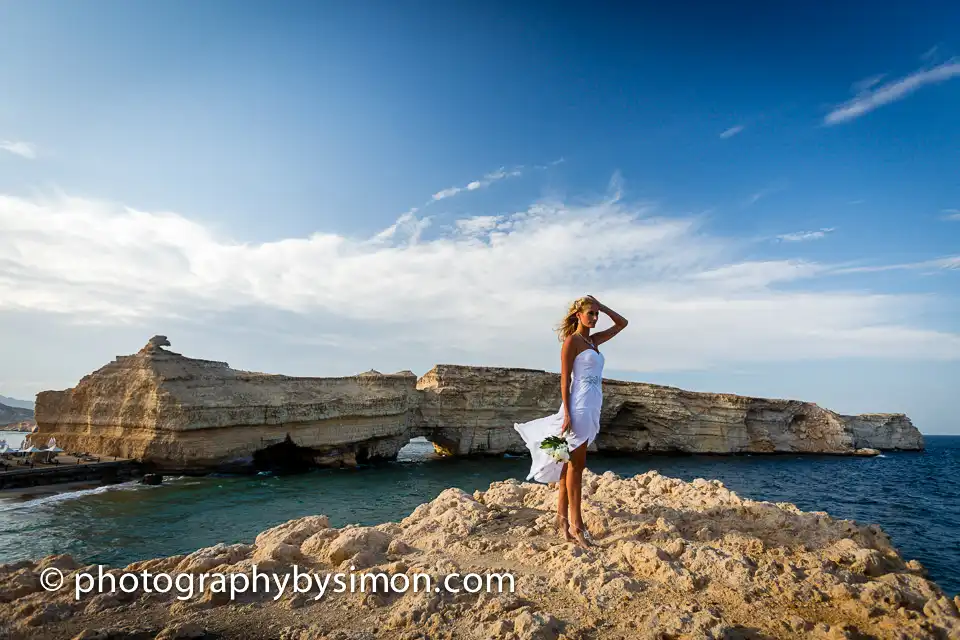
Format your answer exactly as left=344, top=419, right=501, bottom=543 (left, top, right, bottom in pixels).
left=32, top=338, right=923, bottom=472
left=843, top=413, right=925, bottom=451
left=0, top=402, right=33, bottom=427
left=0, top=420, right=36, bottom=433
left=1, top=471, right=957, bottom=639
left=417, top=365, right=924, bottom=456
left=34, top=337, right=422, bottom=472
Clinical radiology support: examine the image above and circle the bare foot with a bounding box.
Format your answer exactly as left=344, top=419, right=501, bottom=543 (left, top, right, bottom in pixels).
left=555, top=515, right=573, bottom=542
left=569, top=523, right=594, bottom=549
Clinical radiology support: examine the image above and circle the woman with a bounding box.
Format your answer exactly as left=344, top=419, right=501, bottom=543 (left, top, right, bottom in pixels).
left=514, top=295, right=628, bottom=548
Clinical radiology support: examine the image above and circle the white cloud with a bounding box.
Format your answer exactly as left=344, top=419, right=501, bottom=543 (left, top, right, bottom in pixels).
left=431, top=166, right=523, bottom=201
left=826, top=60, right=960, bottom=125
left=0, top=140, right=37, bottom=159
left=942, top=209, right=960, bottom=221
left=744, top=186, right=781, bottom=206
left=369, top=210, right=431, bottom=244
left=834, top=255, right=960, bottom=274
left=1, top=184, right=958, bottom=388
left=430, top=187, right=461, bottom=201
left=454, top=215, right=502, bottom=236
left=719, top=125, right=745, bottom=139
left=686, top=260, right=825, bottom=289
left=851, top=74, right=886, bottom=94
left=776, top=228, right=836, bottom=242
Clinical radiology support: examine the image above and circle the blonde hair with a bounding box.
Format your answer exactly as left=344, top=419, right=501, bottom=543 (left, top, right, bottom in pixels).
left=555, top=296, right=594, bottom=342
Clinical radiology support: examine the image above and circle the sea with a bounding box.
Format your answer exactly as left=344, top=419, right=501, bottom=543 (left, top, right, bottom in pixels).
left=0, top=430, right=28, bottom=449
left=1, top=432, right=958, bottom=597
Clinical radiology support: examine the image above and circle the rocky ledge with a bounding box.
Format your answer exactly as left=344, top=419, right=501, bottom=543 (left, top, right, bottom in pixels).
left=31, top=337, right=923, bottom=472
left=1, top=471, right=957, bottom=639
left=0, top=420, right=37, bottom=433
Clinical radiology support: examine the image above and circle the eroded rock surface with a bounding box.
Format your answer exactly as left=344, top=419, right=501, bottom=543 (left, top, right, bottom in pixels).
left=34, top=339, right=422, bottom=472
left=32, top=339, right=923, bottom=471
left=417, top=365, right=924, bottom=457
left=1, top=471, right=956, bottom=639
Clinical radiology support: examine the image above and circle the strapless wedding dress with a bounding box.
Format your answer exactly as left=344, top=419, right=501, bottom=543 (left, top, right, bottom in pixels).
left=514, top=347, right=605, bottom=483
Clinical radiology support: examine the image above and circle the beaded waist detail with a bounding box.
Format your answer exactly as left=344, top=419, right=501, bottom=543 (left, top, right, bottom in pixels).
left=577, top=375, right=602, bottom=389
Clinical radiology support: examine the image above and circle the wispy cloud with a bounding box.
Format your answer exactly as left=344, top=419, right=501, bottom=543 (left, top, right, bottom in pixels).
left=834, top=255, right=960, bottom=274
left=720, top=125, right=745, bottom=139
left=369, top=210, right=431, bottom=244
left=431, top=166, right=523, bottom=201
left=1, top=181, right=958, bottom=381
left=533, top=157, right=565, bottom=169
left=851, top=74, right=886, bottom=94
left=826, top=59, right=960, bottom=125
left=743, top=185, right=784, bottom=207
left=0, top=140, right=38, bottom=159
left=776, top=228, right=836, bottom=242
left=941, top=209, right=960, bottom=221
left=454, top=215, right=502, bottom=236
left=686, top=260, right=825, bottom=289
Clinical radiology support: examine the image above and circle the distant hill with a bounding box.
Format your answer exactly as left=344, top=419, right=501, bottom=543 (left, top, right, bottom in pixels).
left=0, top=395, right=34, bottom=410
left=0, top=402, right=34, bottom=426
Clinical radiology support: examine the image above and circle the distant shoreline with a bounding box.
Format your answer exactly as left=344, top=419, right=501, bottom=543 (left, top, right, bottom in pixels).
left=0, top=422, right=36, bottom=433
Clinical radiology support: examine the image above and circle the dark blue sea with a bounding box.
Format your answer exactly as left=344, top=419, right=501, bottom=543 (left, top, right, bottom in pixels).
left=1, top=435, right=958, bottom=597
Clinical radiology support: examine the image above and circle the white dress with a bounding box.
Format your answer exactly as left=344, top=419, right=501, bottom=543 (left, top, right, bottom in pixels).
left=514, top=347, right=605, bottom=483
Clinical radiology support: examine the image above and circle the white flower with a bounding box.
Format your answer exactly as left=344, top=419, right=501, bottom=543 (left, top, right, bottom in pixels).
left=542, top=440, right=570, bottom=463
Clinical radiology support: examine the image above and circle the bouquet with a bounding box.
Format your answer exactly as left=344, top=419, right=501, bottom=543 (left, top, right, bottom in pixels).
left=540, top=435, right=571, bottom=463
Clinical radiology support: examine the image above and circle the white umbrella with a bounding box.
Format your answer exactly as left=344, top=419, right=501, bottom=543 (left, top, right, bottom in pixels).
left=46, top=446, right=64, bottom=453
left=24, top=446, right=43, bottom=453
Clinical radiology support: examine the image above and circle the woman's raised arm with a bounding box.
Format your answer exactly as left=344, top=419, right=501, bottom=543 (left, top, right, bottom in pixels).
left=585, top=295, right=628, bottom=346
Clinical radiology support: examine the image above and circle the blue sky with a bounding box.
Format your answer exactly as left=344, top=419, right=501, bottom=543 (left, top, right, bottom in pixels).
left=1, top=1, right=958, bottom=434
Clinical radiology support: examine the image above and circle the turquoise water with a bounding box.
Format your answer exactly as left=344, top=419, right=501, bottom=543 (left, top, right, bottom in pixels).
left=0, top=430, right=29, bottom=449
left=1, top=436, right=958, bottom=597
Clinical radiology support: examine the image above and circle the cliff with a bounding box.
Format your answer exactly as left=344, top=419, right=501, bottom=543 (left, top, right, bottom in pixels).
left=32, top=337, right=923, bottom=471
left=34, top=337, right=422, bottom=472
left=416, top=364, right=923, bottom=455
left=2, top=471, right=958, bottom=639
left=0, top=402, right=34, bottom=427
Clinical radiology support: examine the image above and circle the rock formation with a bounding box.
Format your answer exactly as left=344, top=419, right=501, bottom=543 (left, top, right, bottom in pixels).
left=418, top=365, right=924, bottom=456
left=1, top=470, right=958, bottom=639
left=842, top=413, right=924, bottom=451
left=0, top=419, right=37, bottom=433
left=34, top=338, right=422, bottom=472
left=32, top=338, right=923, bottom=472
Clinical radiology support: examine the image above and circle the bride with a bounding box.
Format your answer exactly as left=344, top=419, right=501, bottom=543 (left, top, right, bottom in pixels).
left=514, top=295, right=628, bottom=548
